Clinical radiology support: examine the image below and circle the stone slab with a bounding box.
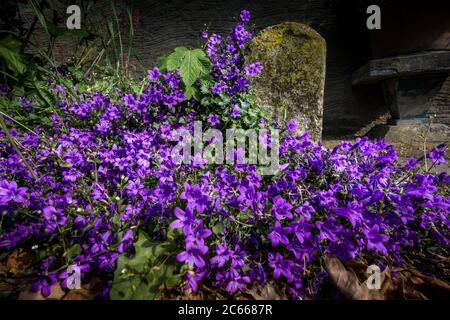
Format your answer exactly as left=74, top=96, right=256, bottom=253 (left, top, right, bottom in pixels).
left=352, top=50, right=450, bottom=85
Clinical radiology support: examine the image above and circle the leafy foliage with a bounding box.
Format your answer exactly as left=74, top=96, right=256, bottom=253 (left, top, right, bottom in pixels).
left=158, top=47, right=211, bottom=99
left=0, top=35, right=27, bottom=75
left=110, top=231, right=182, bottom=300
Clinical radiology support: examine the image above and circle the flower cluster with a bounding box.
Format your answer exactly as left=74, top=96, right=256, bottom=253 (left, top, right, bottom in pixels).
left=201, top=11, right=263, bottom=124
left=0, top=10, right=448, bottom=300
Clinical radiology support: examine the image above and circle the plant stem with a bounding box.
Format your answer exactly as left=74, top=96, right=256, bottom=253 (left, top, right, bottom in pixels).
left=126, top=4, right=135, bottom=77
left=111, top=0, right=124, bottom=74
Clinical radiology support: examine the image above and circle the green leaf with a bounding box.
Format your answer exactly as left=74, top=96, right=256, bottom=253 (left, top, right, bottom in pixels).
left=28, top=0, right=51, bottom=39
left=200, top=80, right=211, bottom=94
left=164, top=47, right=210, bottom=96
left=110, top=231, right=181, bottom=300
left=110, top=272, right=154, bottom=300
left=65, top=244, right=82, bottom=260
left=166, top=227, right=180, bottom=241
left=0, top=45, right=26, bottom=74
left=112, top=213, right=120, bottom=227
left=156, top=54, right=169, bottom=72
left=179, top=50, right=203, bottom=86
left=0, top=36, right=26, bottom=74
left=185, top=86, right=200, bottom=100
left=200, top=97, right=211, bottom=106
left=166, top=47, right=188, bottom=71
left=0, top=35, right=23, bottom=51
left=212, top=221, right=225, bottom=235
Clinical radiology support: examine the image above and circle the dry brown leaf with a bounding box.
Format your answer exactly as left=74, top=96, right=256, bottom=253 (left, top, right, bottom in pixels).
left=7, top=248, right=33, bottom=275
left=63, top=288, right=96, bottom=300
left=246, top=281, right=288, bottom=300
left=18, top=283, right=65, bottom=300
left=397, top=268, right=450, bottom=299
left=182, top=288, right=205, bottom=300
left=324, top=254, right=370, bottom=299
left=0, top=262, right=6, bottom=275
left=0, top=282, right=15, bottom=297
left=323, top=255, right=395, bottom=300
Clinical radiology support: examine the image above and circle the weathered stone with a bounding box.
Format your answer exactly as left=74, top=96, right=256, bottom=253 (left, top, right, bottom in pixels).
left=368, top=121, right=450, bottom=173
left=246, top=22, right=326, bottom=141
left=381, top=73, right=448, bottom=121
left=429, top=75, right=450, bottom=126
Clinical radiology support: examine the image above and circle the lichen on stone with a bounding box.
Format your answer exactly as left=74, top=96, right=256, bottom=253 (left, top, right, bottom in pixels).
left=246, top=22, right=327, bottom=140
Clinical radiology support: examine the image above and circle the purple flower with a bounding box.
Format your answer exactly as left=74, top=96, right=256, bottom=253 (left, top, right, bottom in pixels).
left=268, top=252, right=294, bottom=280
left=315, top=218, right=342, bottom=243
left=334, top=203, right=363, bottom=228
left=271, top=196, right=293, bottom=220
left=0, top=9, right=448, bottom=301
left=244, top=62, right=263, bottom=77
left=210, top=243, right=232, bottom=267
left=404, top=156, right=419, bottom=170
left=98, top=252, right=119, bottom=271
left=230, top=105, right=241, bottom=118
left=295, top=202, right=315, bottom=221
left=427, top=145, right=446, bottom=165
left=230, top=23, right=252, bottom=48
left=31, top=273, right=58, bottom=298
left=207, top=114, right=220, bottom=127
left=126, top=179, right=144, bottom=196
left=19, top=97, right=34, bottom=112
left=0, top=179, right=27, bottom=205
left=291, top=222, right=313, bottom=244
left=42, top=206, right=67, bottom=232
left=285, top=119, right=298, bottom=133
left=189, top=220, right=212, bottom=240
left=225, top=269, right=250, bottom=294
left=180, top=183, right=210, bottom=214
left=240, top=10, right=251, bottom=22
left=117, top=230, right=134, bottom=253
left=147, top=67, right=161, bottom=81
left=364, top=224, right=389, bottom=255
left=176, top=237, right=208, bottom=268
left=211, top=80, right=227, bottom=95
left=186, top=270, right=206, bottom=292
left=170, top=206, right=196, bottom=235
left=268, top=221, right=290, bottom=247
left=230, top=244, right=246, bottom=268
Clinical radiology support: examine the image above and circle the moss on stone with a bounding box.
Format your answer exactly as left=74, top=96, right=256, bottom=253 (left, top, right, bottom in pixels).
left=246, top=22, right=327, bottom=140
